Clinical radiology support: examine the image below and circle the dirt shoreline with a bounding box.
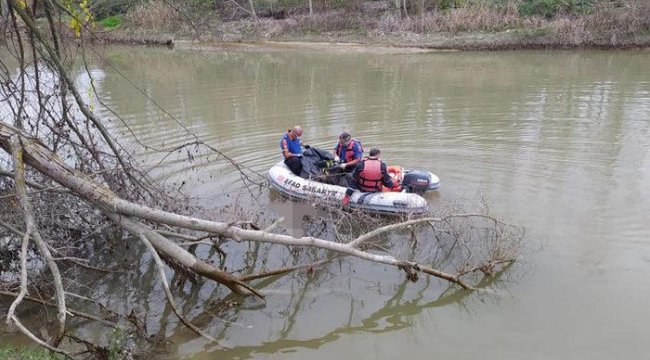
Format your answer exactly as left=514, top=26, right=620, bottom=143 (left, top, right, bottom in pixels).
left=96, top=30, right=650, bottom=53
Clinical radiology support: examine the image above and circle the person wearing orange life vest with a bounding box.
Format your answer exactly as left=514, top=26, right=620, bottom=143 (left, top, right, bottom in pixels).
left=333, top=132, right=363, bottom=172
left=343, top=147, right=394, bottom=205
left=332, top=132, right=363, bottom=187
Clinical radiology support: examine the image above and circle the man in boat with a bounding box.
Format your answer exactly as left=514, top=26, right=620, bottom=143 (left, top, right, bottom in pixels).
left=332, top=132, right=363, bottom=186
left=352, top=147, right=394, bottom=192
left=343, top=147, right=394, bottom=205
left=280, top=126, right=304, bottom=176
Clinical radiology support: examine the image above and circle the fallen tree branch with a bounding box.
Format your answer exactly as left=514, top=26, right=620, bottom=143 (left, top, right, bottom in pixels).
left=239, top=258, right=335, bottom=282
left=138, top=233, right=220, bottom=344
left=156, top=229, right=223, bottom=248
left=456, top=259, right=516, bottom=277
left=0, top=122, right=480, bottom=290
left=347, top=217, right=441, bottom=248
left=263, top=217, right=285, bottom=232
left=109, top=213, right=264, bottom=298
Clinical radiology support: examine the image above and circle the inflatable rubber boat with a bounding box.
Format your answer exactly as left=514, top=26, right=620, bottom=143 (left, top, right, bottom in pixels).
left=268, top=147, right=440, bottom=215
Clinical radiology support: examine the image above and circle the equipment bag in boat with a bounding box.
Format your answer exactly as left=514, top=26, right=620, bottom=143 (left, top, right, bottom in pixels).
left=299, top=147, right=336, bottom=180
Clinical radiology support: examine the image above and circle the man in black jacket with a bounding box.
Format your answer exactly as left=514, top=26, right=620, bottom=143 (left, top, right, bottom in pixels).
left=343, top=147, right=394, bottom=205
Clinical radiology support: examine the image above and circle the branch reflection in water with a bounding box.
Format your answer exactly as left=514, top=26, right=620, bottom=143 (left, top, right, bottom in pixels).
left=172, top=265, right=513, bottom=359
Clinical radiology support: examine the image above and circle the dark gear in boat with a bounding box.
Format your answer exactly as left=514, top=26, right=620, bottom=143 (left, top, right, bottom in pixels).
left=299, top=146, right=352, bottom=186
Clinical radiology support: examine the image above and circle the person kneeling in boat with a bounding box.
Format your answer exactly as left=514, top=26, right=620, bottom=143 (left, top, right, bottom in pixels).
left=333, top=132, right=363, bottom=186
left=343, top=148, right=394, bottom=205
left=281, top=126, right=304, bottom=176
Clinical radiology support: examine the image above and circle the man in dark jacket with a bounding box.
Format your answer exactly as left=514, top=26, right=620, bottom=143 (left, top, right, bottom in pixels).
left=352, top=147, right=394, bottom=192
left=343, top=147, right=394, bottom=205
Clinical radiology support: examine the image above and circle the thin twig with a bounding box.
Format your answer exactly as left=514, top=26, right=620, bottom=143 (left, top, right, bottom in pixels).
left=0, top=291, right=118, bottom=328
left=239, top=258, right=334, bottom=282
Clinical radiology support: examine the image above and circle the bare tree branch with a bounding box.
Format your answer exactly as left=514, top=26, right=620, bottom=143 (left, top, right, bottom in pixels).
left=5, top=214, right=29, bottom=329
left=138, top=232, right=221, bottom=344
left=8, top=134, right=67, bottom=346
left=8, top=0, right=152, bottom=194
left=0, top=168, right=69, bottom=193
left=239, top=257, right=334, bottom=282
left=0, top=291, right=118, bottom=328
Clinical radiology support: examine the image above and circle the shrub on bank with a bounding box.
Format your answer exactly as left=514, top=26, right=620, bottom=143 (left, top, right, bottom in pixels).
left=376, top=4, right=545, bottom=34
left=123, top=0, right=184, bottom=31
left=100, top=15, right=123, bottom=28
left=551, top=1, right=650, bottom=45
left=290, top=11, right=373, bottom=33
left=91, top=0, right=141, bottom=19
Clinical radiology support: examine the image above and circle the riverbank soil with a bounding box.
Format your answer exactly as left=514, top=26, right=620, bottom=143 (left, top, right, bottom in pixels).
left=92, top=0, right=650, bottom=50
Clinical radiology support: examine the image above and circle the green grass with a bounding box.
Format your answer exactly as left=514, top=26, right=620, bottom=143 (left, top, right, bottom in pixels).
left=100, top=15, right=122, bottom=28
left=0, top=347, right=64, bottom=360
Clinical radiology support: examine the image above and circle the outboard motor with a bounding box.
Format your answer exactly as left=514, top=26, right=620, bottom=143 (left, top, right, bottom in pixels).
left=402, top=171, right=431, bottom=194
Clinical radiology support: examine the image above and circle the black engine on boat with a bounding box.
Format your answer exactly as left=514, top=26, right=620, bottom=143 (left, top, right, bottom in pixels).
left=402, top=171, right=431, bottom=194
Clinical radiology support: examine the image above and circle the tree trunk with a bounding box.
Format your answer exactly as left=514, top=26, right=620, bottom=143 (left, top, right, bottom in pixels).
left=248, top=0, right=257, bottom=18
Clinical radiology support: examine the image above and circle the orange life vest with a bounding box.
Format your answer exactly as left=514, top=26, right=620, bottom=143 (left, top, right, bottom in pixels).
left=358, top=158, right=383, bottom=192
left=335, top=139, right=363, bottom=163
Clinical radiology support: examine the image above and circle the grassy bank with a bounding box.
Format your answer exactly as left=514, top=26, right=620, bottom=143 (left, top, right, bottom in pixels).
left=89, top=0, right=650, bottom=50
left=0, top=347, right=63, bottom=360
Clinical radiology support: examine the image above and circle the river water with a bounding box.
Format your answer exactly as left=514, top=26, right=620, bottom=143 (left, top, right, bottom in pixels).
left=4, top=46, right=650, bottom=359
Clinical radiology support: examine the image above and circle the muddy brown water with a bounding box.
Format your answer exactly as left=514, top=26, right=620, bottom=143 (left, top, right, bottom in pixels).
left=2, top=46, right=650, bottom=359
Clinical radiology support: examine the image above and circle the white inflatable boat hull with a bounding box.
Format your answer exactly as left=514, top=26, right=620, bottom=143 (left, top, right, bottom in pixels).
left=268, top=161, right=431, bottom=214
